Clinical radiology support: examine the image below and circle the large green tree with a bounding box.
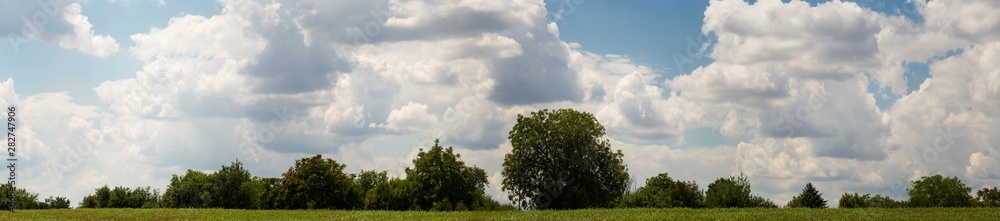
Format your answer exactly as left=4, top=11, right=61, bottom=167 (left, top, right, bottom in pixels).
left=786, top=183, right=827, bottom=208
left=705, top=174, right=775, bottom=208
left=502, top=109, right=630, bottom=209
left=907, top=174, right=974, bottom=207
left=162, top=170, right=214, bottom=208
left=275, top=154, right=361, bottom=209
left=209, top=160, right=256, bottom=209
left=406, top=139, right=489, bottom=211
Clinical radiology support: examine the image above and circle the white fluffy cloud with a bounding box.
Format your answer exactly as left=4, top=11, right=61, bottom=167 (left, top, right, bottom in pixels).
left=0, top=0, right=119, bottom=56
left=8, top=0, right=1000, bottom=207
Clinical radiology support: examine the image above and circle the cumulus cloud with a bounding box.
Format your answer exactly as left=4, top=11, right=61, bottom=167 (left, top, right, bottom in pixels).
left=10, top=0, right=1000, bottom=207
left=0, top=0, right=118, bottom=56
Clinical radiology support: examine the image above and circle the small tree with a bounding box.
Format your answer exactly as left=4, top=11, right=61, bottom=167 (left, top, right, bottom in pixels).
left=162, top=170, right=213, bottom=208
left=211, top=160, right=256, bottom=209
left=406, top=139, right=489, bottom=211
left=621, top=173, right=704, bottom=208
left=44, top=196, right=71, bottom=209
left=364, top=178, right=417, bottom=210
left=907, top=175, right=973, bottom=207
left=275, top=154, right=361, bottom=209
left=786, top=183, right=827, bottom=208
left=705, top=173, right=774, bottom=208
left=976, top=187, right=1000, bottom=207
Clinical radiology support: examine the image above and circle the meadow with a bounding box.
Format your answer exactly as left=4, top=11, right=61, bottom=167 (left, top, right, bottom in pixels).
left=2, top=208, right=998, bottom=221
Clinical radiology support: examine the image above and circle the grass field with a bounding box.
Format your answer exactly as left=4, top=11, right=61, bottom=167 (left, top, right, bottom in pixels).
left=2, top=208, right=998, bottom=220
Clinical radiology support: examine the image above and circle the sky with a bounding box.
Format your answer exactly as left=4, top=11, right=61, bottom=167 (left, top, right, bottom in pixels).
left=1, top=0, right=998, bottom=207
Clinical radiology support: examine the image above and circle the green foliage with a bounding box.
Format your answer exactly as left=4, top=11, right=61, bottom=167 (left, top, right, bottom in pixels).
left=406, top=139, right=489, bottom=211
left=976, top=187, right=1000, bottom=207
left=275, top=154, right=361, bottom=210
left=210, top=160, right=257, bottom=209
left=705, top=174, right=774, bottom=208
left=43, top=196, right=71, bottom=209
left=162, top=169, right=213, bottom=208
left=907, top=175, right=974, bottom=207
left=503, top=109, right=630, bottom=210
left=786, top=183, right=827, bottom=208
left=9, top=208, right=1000, bottom=220
left=257, top=177, right=283, bottom=209
left=364, top=178, right=417, bottom=210
left=617, top=173, right=705, bottom=208
left=838, top=192, right=906, bottom=208
left=78, top=185, right=161, bottom=209
left=0, top=184, right=65, bottom=210
left=356, top=170, right=388, bottom=197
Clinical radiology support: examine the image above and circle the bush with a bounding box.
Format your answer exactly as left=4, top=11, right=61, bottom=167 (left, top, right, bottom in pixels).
left=838, top=192, right=905, bottom=208
left=79, top=185, right=161, bottom=209
left=617, top=173, right=704, bottom=208
left=705, top=173, right=774, bottom=208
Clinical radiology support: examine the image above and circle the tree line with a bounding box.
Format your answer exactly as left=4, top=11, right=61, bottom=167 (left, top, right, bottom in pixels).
left=9, top=108, right=1000, bottom=210
left=0, top=184, right=70, bottom=210
left=77, top=139, right=515, bottom=211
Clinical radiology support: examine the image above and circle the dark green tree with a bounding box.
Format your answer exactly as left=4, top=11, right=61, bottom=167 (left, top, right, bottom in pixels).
left=356, top=170, right=388, bottom=200
left=907, top=174, right=973, bottom=207
left=502, top=109, right=630, bottom=209
left=275, top=154, right=361, bottom=209
left=257, top=177, right=283, bottom=209
left=79, top=185, right=160, bottom=208
left=43, top=196, right=71, bottom=209
left=705, top=174, right=775, bottom=208
left=406, top=139, right=489, bottom=211
left=210, top=160, right=256, bottom=209
left=0, top=184, right=50, bottom=210
left=364, top=178, right=417, bottom=210
left=786, top=182, right=827, bottom=208
left=162, top=170, right=214, bottom=208
left=977, top=187, right=1000, bottom=207
left=619, top=173, right=704, bottom=208
left=838, top=192, right=905, bottom=208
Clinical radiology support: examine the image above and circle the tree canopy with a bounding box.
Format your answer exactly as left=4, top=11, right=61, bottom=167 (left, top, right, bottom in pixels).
left=907, top=175, right=974, bottom=207
left=705, top=174, right=776, bottom=208
left=406, top=139, right=490, bottom=211
left=786, top=183, right=827, bottom=208
left=502, top=109, right=630, bottom=209
left=274, top=154, right=361, bottom=209
left=618, top=173, right=704, bottom=208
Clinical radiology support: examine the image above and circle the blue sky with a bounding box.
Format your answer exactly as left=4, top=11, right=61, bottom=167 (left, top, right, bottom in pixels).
left=1, top=0, right=999, bottom=207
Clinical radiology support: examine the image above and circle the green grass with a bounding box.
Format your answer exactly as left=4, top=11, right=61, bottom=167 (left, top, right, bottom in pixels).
left=2, top=208, right=998, bottom=220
